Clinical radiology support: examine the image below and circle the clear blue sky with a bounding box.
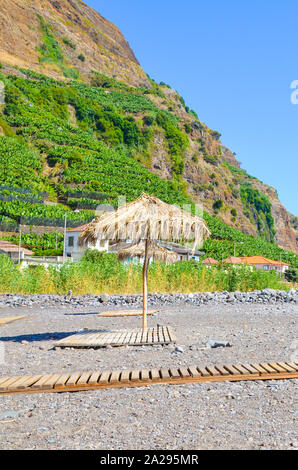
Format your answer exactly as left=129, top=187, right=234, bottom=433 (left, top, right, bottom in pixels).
left=85, top=0, right=297, bottom=215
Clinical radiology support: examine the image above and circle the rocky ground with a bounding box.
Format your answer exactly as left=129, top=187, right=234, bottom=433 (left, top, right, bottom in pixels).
left=0, top=288, right=297, bottom=309
left=0, top=296, right=297, bottom=450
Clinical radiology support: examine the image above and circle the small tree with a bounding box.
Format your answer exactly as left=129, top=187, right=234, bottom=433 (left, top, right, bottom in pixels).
left=285, top=266, right=298, bottom=283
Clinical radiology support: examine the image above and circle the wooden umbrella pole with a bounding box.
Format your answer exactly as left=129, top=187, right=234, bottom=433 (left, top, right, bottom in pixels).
left=142, top=239, right=150, bottom=332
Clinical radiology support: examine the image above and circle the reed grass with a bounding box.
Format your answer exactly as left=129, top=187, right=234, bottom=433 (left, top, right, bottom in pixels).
left=0, top=253, right=290, bottom=295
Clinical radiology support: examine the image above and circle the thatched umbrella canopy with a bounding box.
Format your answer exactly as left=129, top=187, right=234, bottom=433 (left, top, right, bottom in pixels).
left=117, top=240, right=178, bottom=264
left=79, top=193, right=210, bottom=332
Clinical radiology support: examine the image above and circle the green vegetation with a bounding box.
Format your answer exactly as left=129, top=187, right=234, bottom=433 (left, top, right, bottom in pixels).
left=213, top=199, right=223, bottom=213
left=285, top=266, right=298, bottom=283
left=156, top=111, right=188, bottom=174
left=240, top=182, right=275, bottom=242
left=62, top=37, right=76, bottom=50
left=36, top=15, right=79, bottom=79
left=0, top=252, right=290, bottom=295
left=203, top=154, right=219, bottom=165
left=224, top=161, right=256, bottom=180
left=0, top=68, right=296, bottom=271
left=0, top=232, right=64, bottom=255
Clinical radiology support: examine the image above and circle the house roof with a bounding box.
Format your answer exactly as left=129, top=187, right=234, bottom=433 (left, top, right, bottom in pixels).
left=202, top=257, right=219, bottom=265
left=223, top=256, right=243, bottom=264
left=240, top=256, right=289, bottom=266
left=0, top=240, right=33, bottom=255
left=66, top=223, right=90, bottom=233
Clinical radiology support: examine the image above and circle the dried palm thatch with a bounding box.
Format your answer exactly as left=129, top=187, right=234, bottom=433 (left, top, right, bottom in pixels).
left=117, top=240, right=178, bottom=264
left=79, top=193, right=210, bottom=248
left=79, top=193, right=210, bottom=332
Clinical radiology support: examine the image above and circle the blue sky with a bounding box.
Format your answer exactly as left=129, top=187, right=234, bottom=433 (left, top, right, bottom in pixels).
left=85, top=0, right=297, bottom=215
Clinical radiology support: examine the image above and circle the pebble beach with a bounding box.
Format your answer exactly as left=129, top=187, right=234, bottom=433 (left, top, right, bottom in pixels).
left=0, top=292, right=297, bottom=450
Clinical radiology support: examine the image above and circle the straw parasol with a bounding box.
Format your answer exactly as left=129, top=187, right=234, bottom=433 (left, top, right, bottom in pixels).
left=79, top=193, right=210, bottom=332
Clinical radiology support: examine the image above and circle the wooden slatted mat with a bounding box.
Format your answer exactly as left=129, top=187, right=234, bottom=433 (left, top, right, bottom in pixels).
left=54, top=326, right=176, bottom=348
left=0, top=315, right=27, bottom=326
left=0, top=361, right=297, bottom=396
left=96, top=309, right=160, bottom=317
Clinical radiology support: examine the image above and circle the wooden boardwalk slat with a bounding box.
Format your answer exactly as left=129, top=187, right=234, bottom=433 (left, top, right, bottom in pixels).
left=134, top=331, right=144, bottom=345
left=0, top=376, right=22, bottom=391
left=206, top=365, right=221, bottom=376
left=179, top=367, right=191, bottom=378
left=96, top=310, right=160, bottom=317
left=160, top=368, right=170, bottom=379
left=169, top=368, right=181, bottom=379
left=150, top=369, right=160, bottom=381
left=54, top=327, right=176, bottom=348
left=241, top=364, right=260, bottom=375
left=259, top=363, right=278, bottom=374
left=1, top=361, right=297, bottom=396
left=251, top=364, right=271, bottom=374
left=54, top=374, right=71, bottom=389
left=286, top=362, right=298, bottom=371
left=214, top=365, right=230, bottom=376
left=88, top=372, right=101, bottom=385
left=153, top=328, right=159, bottom=344
left=31, top=374, right=57, bottom=390
left=8, top=375, right=42, bottom=390
left=98, top=371, right=111, bottom=384
left=77, top=372, right=92, bottom=386
left=196, top=366, right=212, bottom=377
left=120, top=370, right=131, bottom=383
left=223, top=365, right=243, bottom=375
left=128, top=331, right=138, bottom=345
left=188, top=366, right=201, bottom=378
left=268, top=362, right=287, bottom=373
left=131, top=370, right=140, bottom=382
left=140, top=370, right=150, bottom=381
left=232, top=364, right=252, bottom=375
left=276, top=362, right=296, bottom=373
left=0, top=315, right=27, bottom=326
left=0, top=377, right=11, bottom=387
left=65, top=372, right=81, bottom=387
left=109, top=371, right=121, bottom=384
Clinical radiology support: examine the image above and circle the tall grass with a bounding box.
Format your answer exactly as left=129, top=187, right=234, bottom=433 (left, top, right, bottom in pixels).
left=0, top=253, right=290, bottom=295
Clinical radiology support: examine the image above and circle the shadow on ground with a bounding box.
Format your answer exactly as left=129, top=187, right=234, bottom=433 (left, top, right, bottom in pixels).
left=64, top=312, right=100, bottom=316
left=0, top=329, right=112, bottom=343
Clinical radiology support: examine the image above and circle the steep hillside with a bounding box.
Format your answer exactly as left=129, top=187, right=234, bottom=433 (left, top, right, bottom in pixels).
left=0, top=0, right=148, bottom=87
left=0, top=0, right=296, bottom=258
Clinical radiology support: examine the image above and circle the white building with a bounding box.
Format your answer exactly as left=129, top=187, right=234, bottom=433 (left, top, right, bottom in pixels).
left=65, top=224, right=108, bottom=261
left=0, top=240, right=33, bottom=261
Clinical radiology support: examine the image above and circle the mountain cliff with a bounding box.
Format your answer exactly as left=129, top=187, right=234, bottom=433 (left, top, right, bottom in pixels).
left=0, top=0, right=148, bottom=86
left=0, top=0, right=296, bottom=254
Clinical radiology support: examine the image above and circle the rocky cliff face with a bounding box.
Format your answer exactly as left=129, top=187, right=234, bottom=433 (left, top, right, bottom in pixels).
left=0, top=0, right=149, bottom=86
left=0, top=0, right=296, bottom=252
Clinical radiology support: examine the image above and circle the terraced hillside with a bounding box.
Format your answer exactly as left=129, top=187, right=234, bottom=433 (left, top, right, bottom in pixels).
left=0, top=67, right=296, bottom=266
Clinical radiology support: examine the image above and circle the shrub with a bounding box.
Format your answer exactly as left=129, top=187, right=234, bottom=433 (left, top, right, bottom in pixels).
left=203, top=154, right=219, bottom=165
left=213, top=199, right=223, bottom=212
left=63, top=37, right=76, bottom=50
left=285, top=266, right=298, bottom=283
left=77, top=54, right=85, bottom=62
